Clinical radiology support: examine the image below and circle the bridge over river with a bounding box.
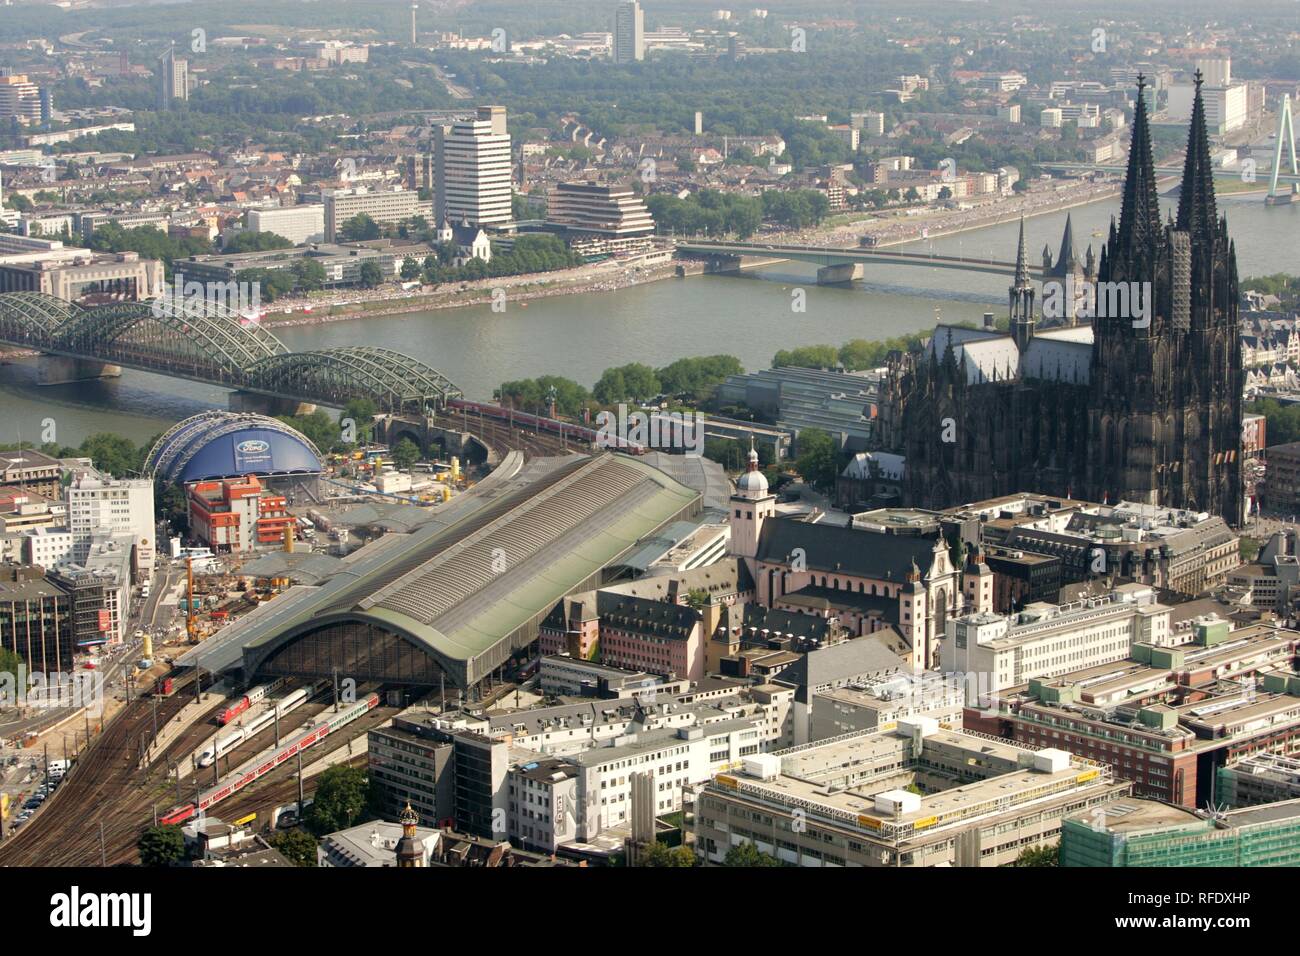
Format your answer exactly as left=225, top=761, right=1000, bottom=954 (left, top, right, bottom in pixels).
left=0, top=291, right=461, bottom=415
left=675, top=239, right=1050, bottom=284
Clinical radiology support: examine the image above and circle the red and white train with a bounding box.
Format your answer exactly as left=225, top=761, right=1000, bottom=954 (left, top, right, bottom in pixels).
left=161, top=692, right=380, bottom=826
left=199, top=684, right=314, bottom=767
left=217, top=678, right=288, bottom=725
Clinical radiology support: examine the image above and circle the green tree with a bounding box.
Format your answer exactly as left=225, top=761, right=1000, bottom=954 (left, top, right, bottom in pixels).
left=291, top=258, right=328, bottom=292
left=593, top=363, right=661, bottom=404
left=306, top=765, right=373, bottom=834
left=89, top=221, right=212, bottom=275
left=138, top=825, right=186, bottom=866
left=269, top=829, right=319, bottom=867
left=159, top=482, right=189, bottom=536
left=656, top=354, right=743, bottom=399
left=79, top=433, right=141, bottom=477
left=761, top=189, right=831, bottom=228
left=685, top=588, right=711, bottom=610
left=496, top=376, right=590, bottom=418
left=342, top=398, right=378, bottom=447
left=1250, top=398, right=1300, bottom=446
left=1011, top=843, right=1059, bottom=867
left=400, top=256, right=422, bottom=281
left=837, top=333, right=927, bottom=371
left=392, top=437, right=421, bottom=471
left=339, top=213, right=380, bottom=242
left=640, top=841, right=698, bottom=866
left=795, top=427, right=838, bottom=489
left=235, top=267, right=294, bottom=303
left=278, top=410, right=340, bottom=453
left=645, top=190, right=763, bottom=238
left=357, top=260, right=384, bottom=289
left=703, top=437, right=773, bottom=472
left=223, top=231, right=293, bottom=253
left=0, top=646, right=22, bottom=681
left=773, top=345, right=839, bottom=370
left=1241, top=273, right=1300, bottom=303
left=3, top=193, right=33, bottom=213
left=722, top=842, right=783, bottom=866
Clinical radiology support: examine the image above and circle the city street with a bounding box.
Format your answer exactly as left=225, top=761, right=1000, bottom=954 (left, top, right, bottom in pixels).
left=0, top=560, right=184, bottom=837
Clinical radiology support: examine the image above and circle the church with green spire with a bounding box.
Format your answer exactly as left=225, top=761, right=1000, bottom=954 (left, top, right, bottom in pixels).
left=876, top=75, right=1244, bottom=525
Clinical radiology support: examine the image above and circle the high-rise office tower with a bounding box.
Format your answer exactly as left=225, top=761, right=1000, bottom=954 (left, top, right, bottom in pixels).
left=433, top=106, right=513, bottom=227
left=0, top=71, right=43, bottom=123
left=614, top=1, right=645, bottom=64
left=158, top=47, right=189, bottom=110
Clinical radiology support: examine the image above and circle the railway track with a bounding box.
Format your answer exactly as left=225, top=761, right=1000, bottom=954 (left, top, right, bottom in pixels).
left=431, top=412, right=586, bottom=461
left=152, top=694, right=331, bottom=805
left=215, top=705, right=397, bottom=826
left=0, top=678, right=363, bottom=866
left=0, top=672, right=200, bottom=867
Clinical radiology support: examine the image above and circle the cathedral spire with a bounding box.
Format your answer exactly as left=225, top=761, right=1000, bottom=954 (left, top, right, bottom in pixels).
left=1010, top=216, right=1035, bottom=344
left=1176, top=69, right=1219, bottom=247
left=1013, top=215, right=1030, bottom=288
left=1056, top=213, right=1078, bottom=271
left=1115, top=75, right=1162, bottom=259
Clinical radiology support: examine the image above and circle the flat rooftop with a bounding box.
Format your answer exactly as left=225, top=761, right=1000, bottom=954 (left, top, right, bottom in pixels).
left=1225, top=797, right=1300, bottom=828
left=1068, top=798, right=1203, bottom=834
left=720, top=727, right=1103, bottom=835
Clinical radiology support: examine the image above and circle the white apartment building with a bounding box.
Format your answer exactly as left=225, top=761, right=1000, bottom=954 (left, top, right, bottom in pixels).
left=940, top=583, right=1171, bottom=692
left=563, top=716, right=765, bottom=836
left=245, top=204, right=325, bottom=245
left=66, top=471, right=155, bottom=576
left=322, top=187, right=431, bottom=242
left=851, top=111, right=886, bottom=135
left=613, top=1, right=645, bottom=64
left=24, top=528, right=74, bottom=569
left=432, top=106, right=512, bottom=228
left=1168, top=80, right=1248, bottom=134
left=159, top=50, right=189, bottom=107
left=482, top=685, right=792, bottom=757
left=508, top=759, right=581, bottom=851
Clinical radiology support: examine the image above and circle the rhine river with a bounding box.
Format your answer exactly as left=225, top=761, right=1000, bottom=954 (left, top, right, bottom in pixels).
left=1, top=190, right=1296, bottom=448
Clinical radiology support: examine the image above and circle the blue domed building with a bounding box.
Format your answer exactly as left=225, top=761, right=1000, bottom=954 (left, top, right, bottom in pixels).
left=145, top=411, right=324, bottom=486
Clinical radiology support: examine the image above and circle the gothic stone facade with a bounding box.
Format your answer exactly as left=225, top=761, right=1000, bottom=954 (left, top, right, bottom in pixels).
left=877, top=76, right=1243, bottom=526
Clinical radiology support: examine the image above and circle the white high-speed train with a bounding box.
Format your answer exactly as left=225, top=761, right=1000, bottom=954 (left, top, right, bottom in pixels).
left=197, top=686, right=312, bottom=767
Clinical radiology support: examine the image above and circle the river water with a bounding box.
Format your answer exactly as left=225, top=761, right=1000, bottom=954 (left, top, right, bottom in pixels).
left=1, top=190, right=1295, bottom=448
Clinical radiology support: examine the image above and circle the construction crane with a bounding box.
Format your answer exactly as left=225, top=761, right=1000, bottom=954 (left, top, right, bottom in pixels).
left=185, top=556, right=197, bottom=643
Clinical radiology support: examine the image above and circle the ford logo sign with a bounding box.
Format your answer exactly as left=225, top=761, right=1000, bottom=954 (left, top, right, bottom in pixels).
left=238, top=440, right=270, bottom=454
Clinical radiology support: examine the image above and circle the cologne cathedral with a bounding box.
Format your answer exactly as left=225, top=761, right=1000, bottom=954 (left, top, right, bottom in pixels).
left=875, top=74, right=1244, bottom=525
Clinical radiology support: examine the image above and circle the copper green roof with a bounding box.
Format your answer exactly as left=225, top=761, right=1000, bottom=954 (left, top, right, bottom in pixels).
left=218, top=452, right=701, bottom=687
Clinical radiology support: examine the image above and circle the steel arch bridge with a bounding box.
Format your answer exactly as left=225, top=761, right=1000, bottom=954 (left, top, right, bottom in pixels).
left=0, top=291, right=461, bottom=411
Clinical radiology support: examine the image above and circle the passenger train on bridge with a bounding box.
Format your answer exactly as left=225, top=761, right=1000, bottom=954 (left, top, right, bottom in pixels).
left=446, top=399, right=647, bottom=454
